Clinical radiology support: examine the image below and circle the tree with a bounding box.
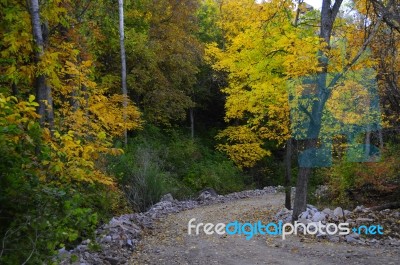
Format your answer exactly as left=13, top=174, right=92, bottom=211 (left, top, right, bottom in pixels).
left=118, top=0, right=128, bottom=147
left=206, top=0, right=321, bottom=171
left=292, top=0, right=382, bottom=220
left=292, top=0, right=344, bottom=220
left=143, top=0, right=202, bottom=125
left=28, top=0, right=54, bottom=129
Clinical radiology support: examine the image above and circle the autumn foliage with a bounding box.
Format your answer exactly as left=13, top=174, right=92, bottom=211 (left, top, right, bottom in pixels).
left=1, top=0, right=400, bottom=263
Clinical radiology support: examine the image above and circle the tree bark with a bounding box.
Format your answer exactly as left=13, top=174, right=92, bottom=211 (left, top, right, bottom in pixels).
left=292, top=0, right=343, bottom=221
left=11, top=83, right=19, bottom=96
left=190, top=108, right=195, bottom=139
left=365, top=121, right=372, bottom=158
left=378, top=129, right=384, bottom=149
left=28, top=0, right=54, bottom=130
left=118, top=0, right=128, bottom=147
left=284, top=138, right=292, bottom=209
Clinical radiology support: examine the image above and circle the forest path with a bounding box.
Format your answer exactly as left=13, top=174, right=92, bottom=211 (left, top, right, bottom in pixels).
left=129, top=193, right=399, bottom=265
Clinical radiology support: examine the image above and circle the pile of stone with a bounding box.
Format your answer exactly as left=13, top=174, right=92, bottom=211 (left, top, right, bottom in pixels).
left=59, top=186, right=280, bottom=264
left=275, top=204, right=400, bottom=246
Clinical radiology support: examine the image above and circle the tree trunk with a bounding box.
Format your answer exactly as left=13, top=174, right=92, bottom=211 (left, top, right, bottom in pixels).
left=284, top=138, right=292, bottom=209
left=378, top=129, right=384, bottom=149
left=11, top=83, right=19, bottom=96
left=28, top=0, right=54, bottom=130
left=118, top=0, right=128, bottom=147
left=190, top=108, right=195, bottom=139
left=292, top=0, right=343, bottom=221
left=365, top=127, right=371, bottom=158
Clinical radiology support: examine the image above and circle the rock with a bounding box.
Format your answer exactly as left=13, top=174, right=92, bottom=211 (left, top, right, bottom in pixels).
left=57, top=247, right=70, bottom=260
left=298, top=217, right=311, bottom=224
left=389, top=239, right=400, bottom=246
left=105, top=256, right=120, bottom=265
left=197, top=188, right=219, bottom=201
left=353, top=205, right=365, bottom=213
left=160, top=193, right=174, bottom=202
left=307, top=222, right=318, bottom=232
left=65, top=188, right=400, bottom=264
left=276, top=185, right=285, bottom=192
left=356, top=217, right=374, bottom=223
left=275, top=208, right=292, bottom=222
left=312, top=212, right=327, bottom=222
left=348, top=232, right=360, bottom=239
left=81, top=239, right=91, bottom=245
left=368, top=239, right=379, bottom=244
left=76, top=245, right=88, bottom=252
left=328, top=236, right=340, bottom=243
left=333, top=207, right=344, bottom=218
left=276, top=208, right=290, bottom=216
left=307, top=204, right=317, bottom=210
left=102, top=235, right=112, bottom=243
left=200, top=187, right=218, bottom=197
left=263, top=186, right=277, bottom=193
left=299, top=210, right=310, bottom=219
left=197, top=191, right=213, bottom=201
left=345, top=235, right=359, bottom=243
left=322, top=208, right=332, bottom=215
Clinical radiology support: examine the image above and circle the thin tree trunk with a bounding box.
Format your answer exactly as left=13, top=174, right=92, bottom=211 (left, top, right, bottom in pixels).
left=284, top=138, right=292, bottom=209
left=378, top=129, right=384, bottom=149
left=28, top=0, right=54, bottom=130
left=365, top=127, right=371, bottom=158
left=190, top=108, right=194, bottom=139
left=293, top=137, right=319, bottom=220
left=294, top=0, right=304, bottom=26
left=11, top=83, right=18, bottom=96
left=118, top=0, right=128, bottom=147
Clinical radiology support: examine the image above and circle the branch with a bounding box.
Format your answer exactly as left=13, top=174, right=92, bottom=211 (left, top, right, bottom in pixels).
left=299, top=103, right=313, bottom=122
left=370, top=0, right=400, bottom=33
left=331, top=0, right=344, bottom=20
left=327, top=19, right=382, bottom=90
left=21, top=227, right=37, bottom=265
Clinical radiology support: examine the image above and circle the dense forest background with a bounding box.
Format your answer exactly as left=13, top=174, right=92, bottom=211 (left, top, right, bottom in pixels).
left=1, top=0, right=399, bottom=263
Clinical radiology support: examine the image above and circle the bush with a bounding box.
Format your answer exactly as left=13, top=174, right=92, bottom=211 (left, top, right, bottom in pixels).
left=110, top=145, right=177, bottom=211
left=0, top=95, right=122, bottom=263
left=108, top=125, right=249, bottom=210
left=325, top=144, right=400, bottom=207
left=184, top=158, right=245, bottom=194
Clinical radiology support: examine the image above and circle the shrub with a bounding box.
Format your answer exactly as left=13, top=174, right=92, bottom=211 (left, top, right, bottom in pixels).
left=0, top=95, right=123, bottom=263
left=326, top=144, right=400, bottom=207
left=109, top=125, right=249, bottom=210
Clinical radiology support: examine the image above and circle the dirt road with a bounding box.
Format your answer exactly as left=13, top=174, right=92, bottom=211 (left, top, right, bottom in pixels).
left=130, top=193, right=399, bottom=265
